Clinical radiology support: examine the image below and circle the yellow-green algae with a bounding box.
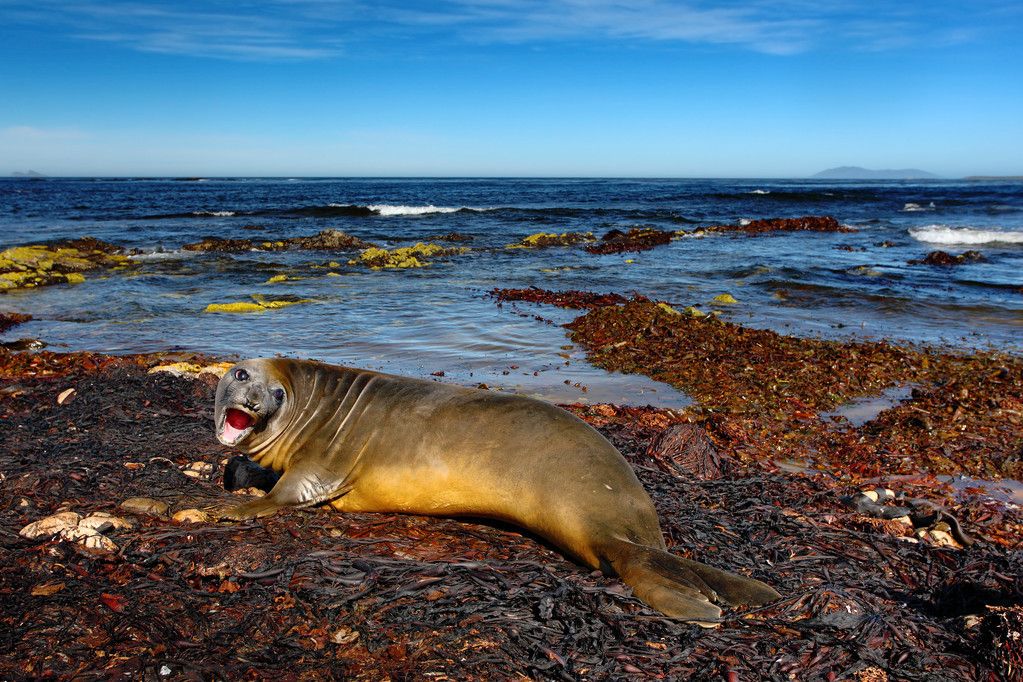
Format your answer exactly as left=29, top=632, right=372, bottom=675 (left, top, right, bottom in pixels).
left=711, top=293, right=739, bottom=305
left=265, top=274, right=289, bottom=284
left=203, top=295, right=312, bottom=314
left=507, top=232, right=594, bottom=249
left=349, top=242, right=468, bottom=269
left=0, top=241, right=130, bottom=291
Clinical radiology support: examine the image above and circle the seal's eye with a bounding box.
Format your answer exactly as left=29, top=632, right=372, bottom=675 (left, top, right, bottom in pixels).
left=272, top=388, right=285, bottom=402
left=235, top=368, right=249, bottom=382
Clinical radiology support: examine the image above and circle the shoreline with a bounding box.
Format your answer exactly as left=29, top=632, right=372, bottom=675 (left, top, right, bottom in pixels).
left=2, top=294, right=1021, bottom=679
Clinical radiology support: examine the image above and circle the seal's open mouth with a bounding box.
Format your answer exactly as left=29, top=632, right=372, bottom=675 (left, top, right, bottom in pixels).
left=221, top=407, right=255, bottom=444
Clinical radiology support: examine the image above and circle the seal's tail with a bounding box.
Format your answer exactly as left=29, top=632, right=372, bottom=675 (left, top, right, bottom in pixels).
left=605, top=540, right=780, bottom=623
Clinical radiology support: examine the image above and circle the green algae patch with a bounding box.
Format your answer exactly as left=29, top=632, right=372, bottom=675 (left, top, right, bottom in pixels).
left=265, top=274, right=289, bottom=284
left=507, top=232, right=594, bottom=249
left=350, top=242, right=469, bottom=269
left=203, top=295, right=312, bottom=314
left=0, top=238, right=130, bottom=291
left=711, top=293, right=738, bottom=305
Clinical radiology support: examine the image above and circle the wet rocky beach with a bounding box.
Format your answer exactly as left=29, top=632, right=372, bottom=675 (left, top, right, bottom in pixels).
left=2, top=177, right=1022, bottom=680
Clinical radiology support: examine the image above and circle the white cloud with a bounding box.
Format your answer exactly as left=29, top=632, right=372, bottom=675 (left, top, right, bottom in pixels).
left=0, top=0, right=1002, bottom=60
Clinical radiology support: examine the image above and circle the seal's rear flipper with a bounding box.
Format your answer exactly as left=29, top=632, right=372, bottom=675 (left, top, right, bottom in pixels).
left=606, top=540, right=780, bottom=622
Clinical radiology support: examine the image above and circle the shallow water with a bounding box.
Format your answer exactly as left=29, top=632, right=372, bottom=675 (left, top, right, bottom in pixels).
left=2, top=177, right=1021, bottom=406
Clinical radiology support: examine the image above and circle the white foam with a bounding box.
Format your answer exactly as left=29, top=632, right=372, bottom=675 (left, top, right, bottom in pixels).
left=902, top=202, right=935, bottom=212
left=129, top=248, right=196, bottom=261
left=366, top=204, right=462, bottom=216
left=749, top=189, right=770, bottom=194
left=909, top=225, right=1023, bottom=245
left=738, top=218, right=752, bottom=226
left=192, top=210, right=235, bottom=217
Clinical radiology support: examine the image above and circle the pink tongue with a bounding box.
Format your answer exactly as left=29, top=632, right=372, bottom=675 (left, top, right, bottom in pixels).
left=226, top=409, right=253, bottom=430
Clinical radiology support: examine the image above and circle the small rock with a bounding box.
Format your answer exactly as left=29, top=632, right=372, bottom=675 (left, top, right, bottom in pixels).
left=60, top=526, right=117, bottom=552
left=56, top=388, right=76, bottom=405
left=79, top=511, right=134, bottom=533
left=120, top=497, right=169, bottom=517
left=234, top=487, right=267, bottom=497
left=172, top=508, right=210, bottom=523
left=19, top=511, right=82, bottom=539
left=711, top=293, right=738, bottom=305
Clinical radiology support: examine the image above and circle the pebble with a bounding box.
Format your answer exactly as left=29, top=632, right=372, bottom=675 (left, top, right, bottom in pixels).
left=120, top=497, right=169, bottom=517
left=56, top=388, right=76, bottom=405
left=19, top=511, right=82, bottom=539
left=172, top=508, right=210, bottom=523
left=182, top=461, right=215, bottom=479
left=233, top=487, right=266, bottom=497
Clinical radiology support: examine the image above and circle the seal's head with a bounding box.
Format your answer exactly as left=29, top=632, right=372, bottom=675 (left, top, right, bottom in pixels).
left=214, top=359, right=289, bottom=450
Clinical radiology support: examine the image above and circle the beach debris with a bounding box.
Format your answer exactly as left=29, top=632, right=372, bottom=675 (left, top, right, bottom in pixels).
left=349, top=242, right=468, bottom=269
left=0, top=312, right=31, bottom=334
left=77, top=512, right=134, bottom=533
left=490, top=287, right=628, bottom=310
left=203, top=295, right=312, bottom=313
left=507, top=231, right=594, bottom=248
left=707, top=216, right=854, bottom=234
left=19, top=511, right=82, bottom=539
left=183, top=229, right=375, bottom=253
left=711, top=293, right=738, bottom=305
left=585, top=227, right=673, bottom=254
left=147, top=361, right=233, bottom=379
left=908, top=250, right=986, bottom=266
left=119, top=497, right=169, bottom=517
left=0, top=238, right=131, bottom=291
left=56, top=388, right=76, bottom=405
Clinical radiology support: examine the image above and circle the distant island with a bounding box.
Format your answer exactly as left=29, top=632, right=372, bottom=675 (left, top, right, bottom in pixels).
left=812, top=166, right=940, bottom=180
left=11, top=170, right=46, bottom=178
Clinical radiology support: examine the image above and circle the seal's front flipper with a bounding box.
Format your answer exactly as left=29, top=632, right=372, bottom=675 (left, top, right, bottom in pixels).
left=218, top=494, right=285, bottom=520
left=605, top=540, right=779, bottom=622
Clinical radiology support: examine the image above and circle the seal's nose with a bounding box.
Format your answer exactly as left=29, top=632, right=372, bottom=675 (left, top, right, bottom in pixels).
left=243, top=387, right=263, bottom=411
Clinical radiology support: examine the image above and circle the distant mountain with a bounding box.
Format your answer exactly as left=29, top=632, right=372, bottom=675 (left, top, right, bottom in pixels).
left=812, top=166, right=940, bottom=180
left=11, top=170, right=46, bottom=178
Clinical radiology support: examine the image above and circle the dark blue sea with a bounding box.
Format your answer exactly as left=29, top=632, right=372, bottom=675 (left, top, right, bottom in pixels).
left=2, top=177, right=1021, bottom=406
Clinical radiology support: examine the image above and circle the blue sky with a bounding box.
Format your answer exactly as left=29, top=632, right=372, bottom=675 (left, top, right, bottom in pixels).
left=1, top=1, right=1021, bottom=177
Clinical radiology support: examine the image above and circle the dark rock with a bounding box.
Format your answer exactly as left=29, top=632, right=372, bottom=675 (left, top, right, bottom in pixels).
left=223, top=455, right=281, bottom=493
left=645, top=423, right=724, bottom=479
left=0, top=312, right=31, bottom=335
left=708, top=216, right=854, bottom=234
left=585, top=228, right=673, bottom=254
left=428, top=232, right=474, bottom=243
left=909, top=250, right=987, bottom=266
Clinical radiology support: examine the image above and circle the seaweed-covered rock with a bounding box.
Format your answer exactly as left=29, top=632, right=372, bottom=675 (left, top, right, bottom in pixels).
left=708, top=216, right=853, bottom=235
left=585, top=228, right=673, bottom=254
left=183, top=229, right=374, bottom=253
left=507, top=232, right=594, bottom=248
left=909, top=250, right=986, bottom=266
left=203, top=295, right=311, bottom=313
left=0, top=238, right=130, bottom=290
left=428, top=232, right=475, bottom=243
left=490, top=287, right=629, bottom=309
left=350, top=243, right=468, bottom=269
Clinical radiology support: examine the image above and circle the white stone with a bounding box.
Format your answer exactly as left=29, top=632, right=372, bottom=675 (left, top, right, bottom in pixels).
left=19, top=511, right=82, bottom=539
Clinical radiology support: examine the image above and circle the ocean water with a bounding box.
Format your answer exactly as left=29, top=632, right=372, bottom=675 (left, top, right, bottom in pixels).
left=1, top=177, right=1021, bottom=406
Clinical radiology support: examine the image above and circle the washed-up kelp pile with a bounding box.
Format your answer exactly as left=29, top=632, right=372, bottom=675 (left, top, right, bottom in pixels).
left=1, top=344, right=1021, bottom=681
left=584, top=228, right=674, bottom=255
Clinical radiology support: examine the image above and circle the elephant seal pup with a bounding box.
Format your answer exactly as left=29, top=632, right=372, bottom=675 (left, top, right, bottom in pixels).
left=214, top=358, right=780, bottom=621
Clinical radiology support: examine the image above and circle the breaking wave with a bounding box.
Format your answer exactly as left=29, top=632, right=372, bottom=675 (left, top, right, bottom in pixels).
left=909, top=225, right=1023, bottom=245
left=902, top=202, right=935, bottom=212
left=365, top=204, right=465, bottom=216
